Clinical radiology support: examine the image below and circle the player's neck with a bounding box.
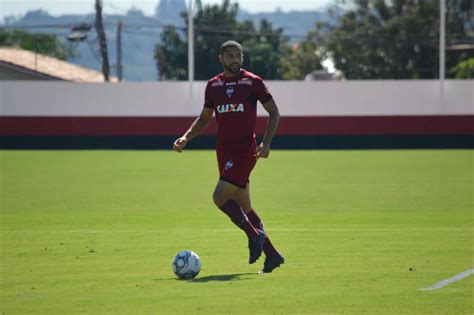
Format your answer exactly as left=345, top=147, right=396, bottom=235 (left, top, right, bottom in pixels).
left=223, top=69, right=242, bottom=78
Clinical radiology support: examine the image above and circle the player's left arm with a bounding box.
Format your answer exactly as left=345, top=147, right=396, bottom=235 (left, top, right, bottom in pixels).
left=256, top=98, right=280, bottom=159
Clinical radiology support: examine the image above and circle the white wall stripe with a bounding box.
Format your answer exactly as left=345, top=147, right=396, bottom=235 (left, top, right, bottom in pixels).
left=419, top=268, right=474, bottom=291
left=1, top=80, right=473, bottom=117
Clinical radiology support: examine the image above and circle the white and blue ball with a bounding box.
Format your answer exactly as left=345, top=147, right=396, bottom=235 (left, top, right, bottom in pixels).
left=172, top=250, right=201, bottom=280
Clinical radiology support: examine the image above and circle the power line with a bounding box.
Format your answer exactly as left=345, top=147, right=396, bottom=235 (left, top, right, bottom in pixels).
left=5, top=22, right=472, bottom=44
left=3, top=11, right=472, bottom=44
left=103, top=0, right=132, bottom=16
left=124, top=31, right=143, bottom=51
left=86, top=39, right=102, bottom=65
left=9, top=21, right=473, bottom=42
left=2, top=24, right=81, bottom=29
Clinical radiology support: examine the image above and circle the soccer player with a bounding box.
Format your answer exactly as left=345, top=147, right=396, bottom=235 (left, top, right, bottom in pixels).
left=173, top=40, right=284, bottom=273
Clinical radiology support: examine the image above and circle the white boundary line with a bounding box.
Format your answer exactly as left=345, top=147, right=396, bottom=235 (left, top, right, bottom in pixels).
left=419, top=268, right=474, bottom=291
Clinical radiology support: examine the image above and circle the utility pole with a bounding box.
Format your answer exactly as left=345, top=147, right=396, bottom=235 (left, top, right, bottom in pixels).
left=439, top=0, right=446, bottom=109
left=439, top=0, right=446, bottom=81
left=188, top=0, right=194, bottom=83
left=95, top=0, right=110, bottom=82
left=116, top=21, right=123, bottom=81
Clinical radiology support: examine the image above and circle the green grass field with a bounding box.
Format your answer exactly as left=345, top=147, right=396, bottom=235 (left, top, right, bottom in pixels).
left=1, top=150, right=473, bottom=314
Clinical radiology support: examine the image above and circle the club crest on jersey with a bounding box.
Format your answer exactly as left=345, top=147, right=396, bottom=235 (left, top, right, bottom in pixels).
left=226, top=86, right=234, bottom=98
left=225, top=160, right=234, bottom=170
left=216, top=103, right=244, bottom=113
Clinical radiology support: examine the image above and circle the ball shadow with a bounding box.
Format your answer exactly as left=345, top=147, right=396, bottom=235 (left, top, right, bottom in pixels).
left=190, top=273, right=255, bottom=283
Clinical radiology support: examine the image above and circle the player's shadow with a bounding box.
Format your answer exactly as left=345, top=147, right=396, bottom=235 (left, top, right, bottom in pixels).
left=190, top=273, right=255, bottom=283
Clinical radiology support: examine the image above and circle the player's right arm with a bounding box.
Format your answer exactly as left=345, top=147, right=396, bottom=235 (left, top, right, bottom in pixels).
left=173, top=107, right=214, bottom=153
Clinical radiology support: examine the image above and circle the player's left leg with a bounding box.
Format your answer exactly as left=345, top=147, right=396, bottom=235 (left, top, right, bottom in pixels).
left=233, top=184, right=284, bottom=272
left=213, top=180, right=265, bottom=264
left=212, top=180, right=258, bottom=240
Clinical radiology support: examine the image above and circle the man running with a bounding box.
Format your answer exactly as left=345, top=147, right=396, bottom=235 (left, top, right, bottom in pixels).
left=173, top=40, right=284, bottom=273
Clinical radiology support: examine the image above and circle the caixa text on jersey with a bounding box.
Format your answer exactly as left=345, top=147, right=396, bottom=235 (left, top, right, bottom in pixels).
left=216, top=103, right=245, bottom=113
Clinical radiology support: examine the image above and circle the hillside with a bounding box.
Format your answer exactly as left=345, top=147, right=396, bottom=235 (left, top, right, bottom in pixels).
left=1, top=4, right=333, bottom=81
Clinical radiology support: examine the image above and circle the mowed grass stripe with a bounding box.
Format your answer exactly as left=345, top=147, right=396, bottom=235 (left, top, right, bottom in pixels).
left=1, top=150, right=472, bottom=314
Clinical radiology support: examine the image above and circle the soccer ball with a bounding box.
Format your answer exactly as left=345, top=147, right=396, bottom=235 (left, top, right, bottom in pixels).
left=172, top=250, right=201, bottom=280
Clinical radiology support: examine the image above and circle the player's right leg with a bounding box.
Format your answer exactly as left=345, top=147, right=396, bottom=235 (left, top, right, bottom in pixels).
left=212, top=180, right=265, bottom=263
left=212, top=179, right=240, bottom=208
left=233, top=184, right=284, bottom=272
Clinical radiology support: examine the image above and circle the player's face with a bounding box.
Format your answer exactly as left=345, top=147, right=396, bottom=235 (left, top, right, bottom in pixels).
left=219, top=47, right=243, bottom=74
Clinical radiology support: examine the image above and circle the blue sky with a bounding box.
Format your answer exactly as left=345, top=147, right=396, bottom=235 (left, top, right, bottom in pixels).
left=1, top=0, right=333, bottom=21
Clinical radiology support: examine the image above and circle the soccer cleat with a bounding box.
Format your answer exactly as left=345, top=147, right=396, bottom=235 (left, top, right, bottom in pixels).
left=248, top=230, right=266, bottom=264
left=261, top=255, right=285, bottom=273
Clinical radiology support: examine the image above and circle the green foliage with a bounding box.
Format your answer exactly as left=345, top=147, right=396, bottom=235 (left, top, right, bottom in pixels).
left=154, top=26, right=188, bottom=80
left=281, top=32, right=324, bottom=80
left=450, top=57, right=474, bottom=78
left=192, top=0, right=241, bottom=80
left=319, top=0, right=472, bottom=79
left=154, top=0, right=293, bottom=80
left=0, top=28, right=72, bottom=60
left=241, top=19, right=290, bottom=79
left=154, top=0, right=472, bottom=80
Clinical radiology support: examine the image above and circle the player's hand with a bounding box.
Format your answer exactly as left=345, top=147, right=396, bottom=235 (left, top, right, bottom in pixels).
left=173, top=137, right=188, bottom=153
left=255, top=143, right=270, bottom=159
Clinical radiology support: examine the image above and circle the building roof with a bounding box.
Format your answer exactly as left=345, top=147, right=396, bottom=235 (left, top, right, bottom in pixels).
left=304, top=70, right=343, bottom=81
left=0, top=47, right=118, bottom=82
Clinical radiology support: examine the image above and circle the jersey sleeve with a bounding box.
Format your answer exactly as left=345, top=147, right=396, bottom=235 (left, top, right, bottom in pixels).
left=203, top=81, right=215, bottom=109
left=254, top=77, right=273, bottom=104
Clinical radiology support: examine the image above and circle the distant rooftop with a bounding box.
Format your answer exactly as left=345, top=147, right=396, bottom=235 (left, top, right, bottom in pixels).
left=304, top=70, right=343, bottom=81
left=0, top=47, right=117, bottom=82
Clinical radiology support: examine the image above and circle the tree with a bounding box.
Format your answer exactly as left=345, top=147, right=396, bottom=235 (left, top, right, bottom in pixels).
left=450, top=57, right=474, bottom=79
left=155, top=26, right=188, bottom=80
left=0, top=28, right=71, bottom=60
left=154, top=0, right=290, bottom=80
left=317, top=0, right=473, bottom=79
left=243, top=19, right=289, bottom=79
left=281, top=30, right=324, bottom=80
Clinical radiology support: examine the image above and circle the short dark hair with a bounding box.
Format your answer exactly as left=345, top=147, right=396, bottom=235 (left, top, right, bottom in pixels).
left=220, top=40, right=243, bottom=54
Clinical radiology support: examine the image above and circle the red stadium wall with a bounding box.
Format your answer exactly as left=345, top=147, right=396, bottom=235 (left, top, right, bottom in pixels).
left=1, top=81, right=473, bottom=149
left=1, top=116, right=473, bottom=136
